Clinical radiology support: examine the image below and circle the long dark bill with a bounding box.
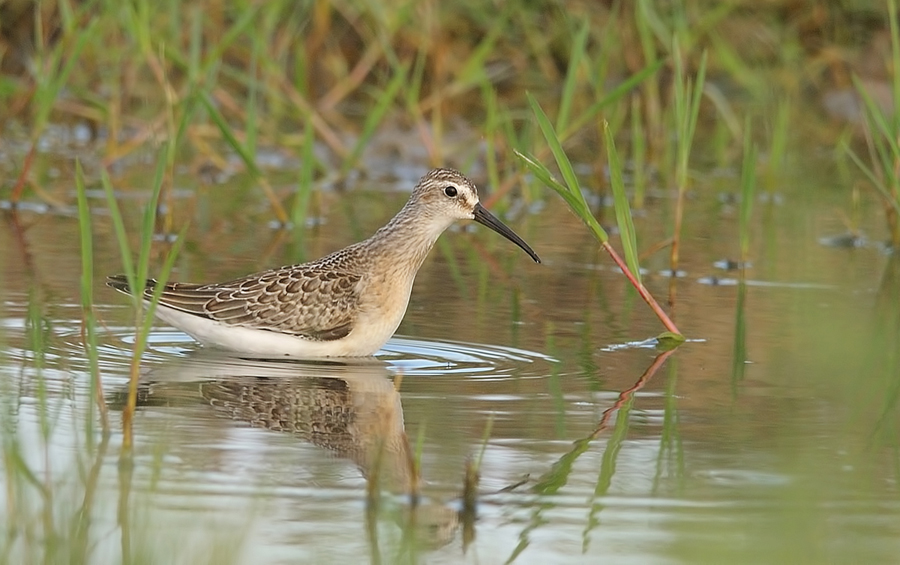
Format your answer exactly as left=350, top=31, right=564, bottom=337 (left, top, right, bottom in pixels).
left=472, top=203, right=541, bottom=263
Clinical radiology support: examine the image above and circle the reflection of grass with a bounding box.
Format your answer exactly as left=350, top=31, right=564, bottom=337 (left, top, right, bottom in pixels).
left=0, top=412, right=247, bottom=563
left=3, top=213, right=250, bottom=562
left=2, top=292, right=247, bottom=563
left=507, top=349, right=675, bottom=561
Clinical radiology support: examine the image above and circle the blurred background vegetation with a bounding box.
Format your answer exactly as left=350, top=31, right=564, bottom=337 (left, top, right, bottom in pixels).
left=1, top=0, right=898, bottom=242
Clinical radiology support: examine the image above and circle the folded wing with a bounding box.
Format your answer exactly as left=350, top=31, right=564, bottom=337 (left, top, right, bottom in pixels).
left=107, top=266, right=361, bottom=341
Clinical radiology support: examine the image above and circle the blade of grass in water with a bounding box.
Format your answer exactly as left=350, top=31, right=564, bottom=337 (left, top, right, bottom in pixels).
left=583, top=388, right=634, bottom=552
left=102, top=152, right=184, bottom=450
left=654, top=360, right=685, bottom=493
left=26, top=292, right=51, bottom=439
left=291, top=116, right=317, bottom=238
left=200, top=93, right=289, bottom=225
left=520, top=96, right=682, bottom=339
left=631, top=95, right=648, bottom=208
left=342, top=64, right=409, bottom=175
left=670, top=45, right=708, bottom=277
left=560, top=60, right=665, bottom=142
left=766, top=98, right=790, bottom=191
left=525, top=93, right=606, bottom=241
left=739, top=117, right=756, bottom=262
left=604, top=121, right=641, bottom=285
left=75, top=161, right=109, bottom=436
left=557, top=21, right=590, bottom=133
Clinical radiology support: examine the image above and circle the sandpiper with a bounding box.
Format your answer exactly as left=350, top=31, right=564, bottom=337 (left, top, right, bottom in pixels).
left=108, top=168, right=540, bottom=357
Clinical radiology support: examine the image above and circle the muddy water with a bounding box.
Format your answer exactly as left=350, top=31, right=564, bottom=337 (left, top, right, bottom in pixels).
left=1, top=148, right=899, bottom=563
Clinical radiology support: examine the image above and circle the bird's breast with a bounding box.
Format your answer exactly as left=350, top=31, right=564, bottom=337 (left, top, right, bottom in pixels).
left=351, top=264, right=419, bottom=346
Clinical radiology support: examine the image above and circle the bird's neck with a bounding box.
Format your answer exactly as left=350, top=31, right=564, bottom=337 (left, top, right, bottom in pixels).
left=365, top=201, right=451, bottom=274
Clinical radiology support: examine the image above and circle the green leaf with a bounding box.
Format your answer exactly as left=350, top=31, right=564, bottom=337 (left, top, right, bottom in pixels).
left=656, top=332, right=686, bottom=350
left=201, top=93, right=261, bottom=177
left=514, top=149, right=609, bottom=245
left=604, top=121, right=641, bottom=284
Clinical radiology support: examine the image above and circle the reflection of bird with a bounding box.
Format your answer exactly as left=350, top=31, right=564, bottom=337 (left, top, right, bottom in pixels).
left=136, top=353, right=459, bottom=547
left=141, top=354, right=415, bottom=493
left=202, top=374, right=415, bottom=493
left=108, top=169, right=539, bottom=358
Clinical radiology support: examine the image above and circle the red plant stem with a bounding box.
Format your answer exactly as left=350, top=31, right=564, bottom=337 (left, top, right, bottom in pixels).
left=601, top=241, right=682, bottom=336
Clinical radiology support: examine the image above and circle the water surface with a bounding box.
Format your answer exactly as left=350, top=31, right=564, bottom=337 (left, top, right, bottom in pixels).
left=1, top=149, right=898, bottom=564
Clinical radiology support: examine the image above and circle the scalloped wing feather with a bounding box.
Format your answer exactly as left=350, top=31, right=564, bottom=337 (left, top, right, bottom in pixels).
left=144, top=265, right=362, bottom=341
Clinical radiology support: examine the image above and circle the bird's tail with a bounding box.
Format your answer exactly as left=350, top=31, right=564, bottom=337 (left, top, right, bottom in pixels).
left=106, top=275, right=158, bottom=296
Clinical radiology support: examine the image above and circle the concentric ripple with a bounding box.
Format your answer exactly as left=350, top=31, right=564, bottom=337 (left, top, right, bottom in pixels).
left=37, top=317, right=554, bottom=383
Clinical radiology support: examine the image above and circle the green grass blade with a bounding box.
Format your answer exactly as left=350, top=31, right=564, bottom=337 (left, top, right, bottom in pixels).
left=33, top=19, right=97, bottom=132
left=136, top=155, right=167, bottom=295
left=139, top=228, right=187, bottom=339
left=481, top=80, right=501, bottom=194
left=890, top=0, right=900, bottom=122
left=514, top=149, right=609, bottom=245
left=845, top=144, right=900, bottom=216
left=525, top=94, right=611, bottom=244
left=75, top=160, right=95, bottom=327
left=739, top=118, right=756, bottom=261
left=557, top=21, right=590, bottom=132
left=686, top=51, right=708, bottom=158
left=292, top=117, right=316, bottom=231
left=854, top=76, right=900, bottom=160
left=198, top=4, right=261, bottom=77
left=604, top=122, right=641, bottom=284
left=561, top=59, right=665, bottom=140
left=630, top=95, right=648, bottom=208
left=200, top=93, right=262, bottom=177
left=532, top=437, right=592, bottom=494
left=527, top=93, right=582, bottom=199
left=342, top=64, right=408, bottom=174
left=101, top=172, right=138, bottom=309
left=731, top=281, right=748, bottom=389
left=75, top=160, right=105, bottom=434
left=246, top=37, right=261, bottom=160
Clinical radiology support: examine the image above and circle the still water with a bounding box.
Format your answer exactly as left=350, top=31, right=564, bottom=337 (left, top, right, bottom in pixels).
left=1, top=149, right=898, bottom=563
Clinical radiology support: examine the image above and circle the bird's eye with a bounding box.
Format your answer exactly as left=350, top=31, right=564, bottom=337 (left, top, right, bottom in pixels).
left=443, top=185, right=458, bottom=198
